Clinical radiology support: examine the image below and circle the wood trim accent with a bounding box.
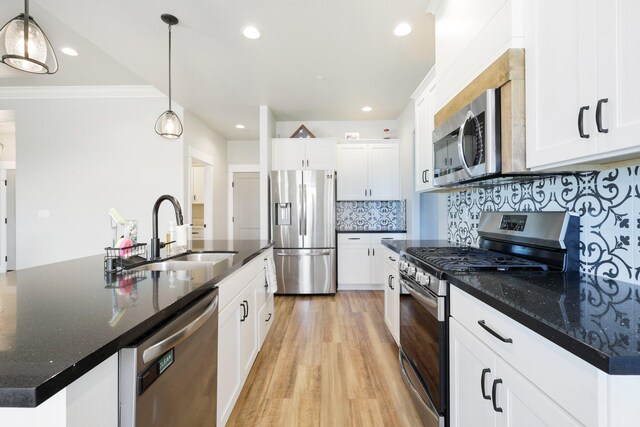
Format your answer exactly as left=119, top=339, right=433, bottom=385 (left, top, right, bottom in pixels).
left=434, top=48, right=525, bottom=128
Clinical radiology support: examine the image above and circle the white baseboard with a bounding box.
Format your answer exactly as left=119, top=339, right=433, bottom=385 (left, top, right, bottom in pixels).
left=338, top=283, right=384, bottom=291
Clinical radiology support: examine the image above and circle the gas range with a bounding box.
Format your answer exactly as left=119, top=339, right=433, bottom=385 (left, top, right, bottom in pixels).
left=398, top=211, right=579, bottom=297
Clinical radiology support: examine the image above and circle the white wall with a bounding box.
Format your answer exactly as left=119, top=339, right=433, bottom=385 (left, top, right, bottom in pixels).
left=183, top=111, right=228, bottom=240
left=259, top=106, right=275, bottom=241
left=227, top=140, right=259, bottom=165
left=0, top=87, right=185, bottom=268
left=275, top=120, right=398, bottom=140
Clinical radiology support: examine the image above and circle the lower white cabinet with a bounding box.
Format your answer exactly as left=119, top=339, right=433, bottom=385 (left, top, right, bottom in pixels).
left=449, top=286, right=597, bottom=426
left=382, top=247, right=400, bottom=345
left=337, top=233, right=405, bottom=289
left=450, top=319, right=580, bottom=427
left=217, top=249, right=275, bottom=426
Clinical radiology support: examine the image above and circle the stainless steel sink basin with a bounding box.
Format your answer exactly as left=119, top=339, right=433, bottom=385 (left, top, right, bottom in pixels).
left=171, top=252, right=236, bottom=263
left=128, top=260, right=215, bottom=272
left=126, top=251, right=236, bottom=272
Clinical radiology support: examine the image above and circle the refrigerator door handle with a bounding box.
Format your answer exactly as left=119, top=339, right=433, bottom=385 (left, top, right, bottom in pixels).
left=275, top=251, right=332, bottom=257
left=303, top=184, right=308, bottom=236
left=299, top=184, right=304, bottom=236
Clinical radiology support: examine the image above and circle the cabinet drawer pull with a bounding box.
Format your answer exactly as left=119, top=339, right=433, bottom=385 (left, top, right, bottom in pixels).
left=388, top=256, right=396, bottom=262
left=491, top=379, right=503, bottom=413
left=347, top=237, right=361, bottom=240
left=390, top=276, right=394, bottom=290
left=266, top=313, right=272, bottom=322
left=596, top=98, right=609, bottom=133
left=368, top=248, right=370, bottom=256
left=477, top=320, right=513, bottom=343
left=481, top=368, right=491, bottom=400
left=240, top=301, right=248, bottom=322
left=372, top=248, right=375, bottom=256
left=578, top=105, right=590, bottom=138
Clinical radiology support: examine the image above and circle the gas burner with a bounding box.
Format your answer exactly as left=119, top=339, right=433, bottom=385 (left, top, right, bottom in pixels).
left=405, top=247, right=548, bottom=272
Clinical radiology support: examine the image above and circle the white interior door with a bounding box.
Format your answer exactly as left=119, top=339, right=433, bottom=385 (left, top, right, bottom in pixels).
left=232, top=172, right=260, bottom=240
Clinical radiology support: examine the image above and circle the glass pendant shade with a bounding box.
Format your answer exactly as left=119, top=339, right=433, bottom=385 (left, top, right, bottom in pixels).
left=0, top=14, right=58, bottom=74
left=155, top=110, right=183, bottom=139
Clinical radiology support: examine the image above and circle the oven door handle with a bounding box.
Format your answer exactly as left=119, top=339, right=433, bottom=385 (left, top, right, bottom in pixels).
left=400, top=278, right=441, bottom=321
left=457, top=110, right=475, bottom=178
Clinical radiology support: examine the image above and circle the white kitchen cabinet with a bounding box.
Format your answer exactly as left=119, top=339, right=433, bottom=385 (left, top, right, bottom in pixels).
left=450, top=319, right=581, bottom=427
left=382, top=247, right=400, bottom=345
left=217, top=248, right=274, bottom=426
left=413, top=68, right=436, bottom=193
left=526, top=0, right=640, bottom=169
left=450, top=286, right=599, bottom=426
left=192, top=166, right=205, bottom=203
left=337, top=234, right=405, bottom=290
left=336, top=141, right=400, bottom=201
left=271, top=138, right=337, bottom=170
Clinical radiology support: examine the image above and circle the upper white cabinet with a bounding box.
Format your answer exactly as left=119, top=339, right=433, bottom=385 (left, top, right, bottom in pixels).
left=413, top=68, right=437, bottom=193
left=526, top=0, right=640, bottom=169
left=431, top=0, right=524, bottom=113
left=271, top=138, right=337, bottom=170
left=336, top=141, right=401, bottom=200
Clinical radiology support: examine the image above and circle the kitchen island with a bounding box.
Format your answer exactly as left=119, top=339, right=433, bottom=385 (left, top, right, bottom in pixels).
left=0, top=239, right=272, bottom=415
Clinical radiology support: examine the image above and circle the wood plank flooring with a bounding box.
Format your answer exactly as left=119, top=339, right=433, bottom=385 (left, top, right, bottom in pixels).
left=226, top=291, right=423, bottom=427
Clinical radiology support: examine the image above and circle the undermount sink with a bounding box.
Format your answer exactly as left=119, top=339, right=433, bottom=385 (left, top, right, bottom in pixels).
left=171, top=252, right=237, bottom=263
left=127, top=251, right=236, bottom=272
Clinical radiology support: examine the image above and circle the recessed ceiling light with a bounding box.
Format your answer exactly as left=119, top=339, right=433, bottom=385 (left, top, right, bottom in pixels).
left=316, top=75, right=325, bottom=81
left=394, top=22, right=412, bottom=37
left=242, top=26, right=261, bottom=40
left=235, top=124, right=246, bottom=129
left=61, top=47, right=79, bottom=56
left=361, top=106, right=373, bottom=112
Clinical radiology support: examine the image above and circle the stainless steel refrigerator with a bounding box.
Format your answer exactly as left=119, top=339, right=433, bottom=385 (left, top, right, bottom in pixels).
left=271, top=170, right=336, bottom=294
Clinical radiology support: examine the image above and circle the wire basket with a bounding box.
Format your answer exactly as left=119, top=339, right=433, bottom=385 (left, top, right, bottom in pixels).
left=104, top=243, right=148, bottom=273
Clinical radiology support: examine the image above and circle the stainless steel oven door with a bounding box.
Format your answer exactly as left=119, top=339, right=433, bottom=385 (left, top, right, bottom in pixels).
left=399, top=276, right=446, bottom=426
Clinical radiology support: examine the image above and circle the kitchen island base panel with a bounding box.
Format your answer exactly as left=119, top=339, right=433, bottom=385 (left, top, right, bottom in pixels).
left=0, top=354, right=118, bottom=427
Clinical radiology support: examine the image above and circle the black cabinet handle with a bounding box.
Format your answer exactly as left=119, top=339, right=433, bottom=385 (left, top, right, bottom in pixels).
left=388, top=256, right=396, bottom=262
left=596, top=98, right=609, bottom=133
left=481, top=368, right=491, bottom=400
left=372, top=248, right=375, bottom=256
left=388, top=274, right=392, bottom=289
left=390, top=276, right=394, bottom=290
left=240, top=301, right=247, bottom=322
left=306, top=159, right=309, bottom=167
left=425, top=169, right=429, bottom=183
left=266, top=313, right=272, bottom=322
left=368, top=248, right=370, bottom=256
left=491, top=379, right=503, bottom=413
left=421, top=170, right=427, bottom=183
left=478, top=320, right=513, bottom=343
left=578, top=106, right=590, bottom=138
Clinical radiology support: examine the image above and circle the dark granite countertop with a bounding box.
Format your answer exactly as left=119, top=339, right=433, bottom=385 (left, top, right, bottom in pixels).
left=381, top=239, right=640, bottom=374
left=447, top=271, right=640, bottom=375
left=336, top=229, right=407, bottom=234
left=0, top=240, right=272, bottom=407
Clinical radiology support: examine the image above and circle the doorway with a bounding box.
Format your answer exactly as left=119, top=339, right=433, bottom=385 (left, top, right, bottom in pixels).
left=0, top=110, right=16, bottom=273
left=231, top=172, right=260, bottom=240
left=187, top=147, right=214, bottom=240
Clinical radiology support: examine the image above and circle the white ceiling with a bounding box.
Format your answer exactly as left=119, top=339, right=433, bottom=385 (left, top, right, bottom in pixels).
left=0, top=0, right=435, bottom=139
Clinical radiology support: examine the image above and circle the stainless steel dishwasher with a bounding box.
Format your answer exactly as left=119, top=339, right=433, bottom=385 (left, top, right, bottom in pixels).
left=119, top=288, right=219, bottom=426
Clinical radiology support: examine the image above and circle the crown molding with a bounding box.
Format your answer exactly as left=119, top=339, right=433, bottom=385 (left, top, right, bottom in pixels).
left=0, top=85, right=165, bottom=100
left=426, top=0, right=443, bottom=15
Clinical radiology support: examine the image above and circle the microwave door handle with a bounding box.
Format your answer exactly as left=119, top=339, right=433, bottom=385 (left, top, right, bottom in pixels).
left=457, top=110, right=474, bottom=178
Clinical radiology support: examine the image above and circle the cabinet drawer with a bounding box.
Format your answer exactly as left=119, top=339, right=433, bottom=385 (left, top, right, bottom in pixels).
left=258, top=295, right=275, bottom=347
left=450, top=286, right=600, bottom=425
left=338, top=233, right=371, bottom=245
left=218, top=252, right=267, bottom=312
left=382, top=246, right=399, bottom=268
left=373, top=233, right=406, bottom=245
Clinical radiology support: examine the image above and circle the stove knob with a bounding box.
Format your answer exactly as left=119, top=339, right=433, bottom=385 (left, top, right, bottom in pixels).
left=407, top=266, right=416, bottom=277
left=419, top=275, right=431, bottom=287
left=399, top=261, right=408, bottom=271
left=415, top=271, right=425, bottom=283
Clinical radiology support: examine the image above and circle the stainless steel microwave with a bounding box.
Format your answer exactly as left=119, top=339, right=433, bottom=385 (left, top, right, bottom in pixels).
left=432, top=89, right=501, bottom=186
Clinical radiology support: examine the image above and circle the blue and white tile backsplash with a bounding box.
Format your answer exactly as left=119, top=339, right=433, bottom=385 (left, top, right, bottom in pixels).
left=447, top=165, right=640, bottom=283
left=336, top=200, right=406, bottom=232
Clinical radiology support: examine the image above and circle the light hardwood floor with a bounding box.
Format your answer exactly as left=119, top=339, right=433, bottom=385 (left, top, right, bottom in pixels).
left=226, top=291, right=423, bottom=427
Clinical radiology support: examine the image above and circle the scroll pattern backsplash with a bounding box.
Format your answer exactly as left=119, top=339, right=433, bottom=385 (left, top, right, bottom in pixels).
left=447, top=165, right=640, bottom=283
left=336, top=200, right=406, bottom=231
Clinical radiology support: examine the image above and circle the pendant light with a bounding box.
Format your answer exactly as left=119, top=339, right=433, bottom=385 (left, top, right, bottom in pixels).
left=0, top=0, right=58, bottom=74
left=155, top=14, right=183, bottom=139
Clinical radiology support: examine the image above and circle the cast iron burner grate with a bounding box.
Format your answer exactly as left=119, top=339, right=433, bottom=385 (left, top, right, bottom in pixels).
left=405, top=247, right=548, bottom=272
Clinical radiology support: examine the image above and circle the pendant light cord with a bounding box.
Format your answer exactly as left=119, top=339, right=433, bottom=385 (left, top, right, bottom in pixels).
left=168, top=23, right=172, bottom=111
left=24, top=0, right=30, bottom=58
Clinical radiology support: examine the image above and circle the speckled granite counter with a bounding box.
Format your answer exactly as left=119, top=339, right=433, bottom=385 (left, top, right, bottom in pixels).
left=0, top=240, right=272, bottom=407
left=381, top=239, right=640, bottom=374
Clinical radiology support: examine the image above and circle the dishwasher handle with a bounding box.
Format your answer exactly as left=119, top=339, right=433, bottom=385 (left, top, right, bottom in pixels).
left=142, top=295, right=219, bottom=364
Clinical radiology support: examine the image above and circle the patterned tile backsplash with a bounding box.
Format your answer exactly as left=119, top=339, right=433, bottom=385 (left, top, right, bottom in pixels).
left=447, top=165, right=640, bottom=283
left=336, top=200, right=406, bottom=231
